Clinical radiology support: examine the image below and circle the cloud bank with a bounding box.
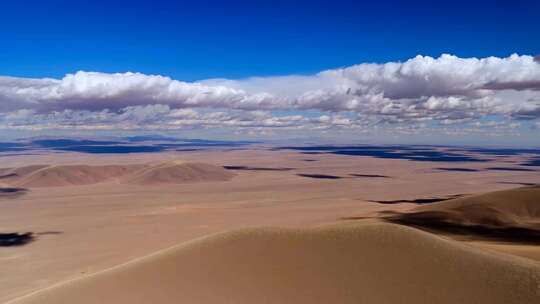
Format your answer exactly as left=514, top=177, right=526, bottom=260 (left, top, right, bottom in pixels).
left=1, top=54, right=539, bottom=138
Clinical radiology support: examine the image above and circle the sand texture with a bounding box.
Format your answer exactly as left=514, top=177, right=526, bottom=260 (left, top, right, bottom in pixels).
left=385, top=186, right=540, bottom=242
left=9, top=223, right=540, bottom=304
left=1, top=161, right=233, bottom=188
left=2, top=149, right=540, bottom=303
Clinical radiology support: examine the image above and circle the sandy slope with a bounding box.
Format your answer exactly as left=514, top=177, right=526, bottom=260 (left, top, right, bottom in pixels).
left=124, top=161, right=234, bottom=185
left=1, top=161, right=233, bottom=187
left=386, top=186, right=540, bottom=240
left=9, top=223, right=540, bottom=304
left=2, top=149, right=540, bottom=303
left=416, top=185, right=540, bottom=224
left=0, top=165, right=48, bottom=181
left=11, top=165, right=143, bottom=187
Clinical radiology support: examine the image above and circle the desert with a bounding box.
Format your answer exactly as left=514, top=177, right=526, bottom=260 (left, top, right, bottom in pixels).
left=1, top=142, right=540, bottom=303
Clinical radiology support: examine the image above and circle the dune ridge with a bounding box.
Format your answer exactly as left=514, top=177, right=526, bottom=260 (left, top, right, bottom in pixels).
left=0, top=161, right=234, bottom=187
left=9, top=223, right=540, bottom=304
left=0, top=165, right=49, bottom=181
left=11, top=165, right=144, bottom=187
left=125, top=161, right=234, bottom=185
left=417, top=185, right=540, bottom=222
left=384, top=186, right=540, bottom=242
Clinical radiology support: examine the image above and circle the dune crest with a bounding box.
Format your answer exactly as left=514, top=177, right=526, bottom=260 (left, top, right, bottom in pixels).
left=385, top=186, right=540, bottom=242
left=1, top=161, right=234, bottom=188
left=123, top=161, right=235, bottom=185
left=417, top=185, right=540, bottom=221
left=11, top=165, right=144, bottom=188
left=0, top=165, right=49, bottom=181
left=9, top=223, right=540, bottom=304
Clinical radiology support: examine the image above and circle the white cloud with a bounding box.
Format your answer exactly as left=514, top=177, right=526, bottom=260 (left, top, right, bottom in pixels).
left=0, top=54, right=539, bottom=136
left=0, top=105, right=364, bottom=132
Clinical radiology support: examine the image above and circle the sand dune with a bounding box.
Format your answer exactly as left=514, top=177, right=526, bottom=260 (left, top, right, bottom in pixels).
left=417, top=185, right=540, bottom=225
left=0, top=161, right=234, bottom=187
left=0, top=165, right=49, bottom=181
left=124, top=161, right=235, bottom=185
left=9, top=223, right=540, bottom=304
left=385, top=186, right=540, bottom=242
left=11, top=165, right=144, bottom=188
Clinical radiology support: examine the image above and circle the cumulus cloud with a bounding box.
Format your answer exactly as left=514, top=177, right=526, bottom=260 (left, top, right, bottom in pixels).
left=0, top=105, right=366, bottom=133
left=0, top=54, right=539, bottom=134
left=0, top=72, right=275, bottom=112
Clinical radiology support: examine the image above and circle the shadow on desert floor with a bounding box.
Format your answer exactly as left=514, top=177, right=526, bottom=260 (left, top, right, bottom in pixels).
left=0, top=233, right=35, bottom=247
left=381, top=211, right=540, bottom=244
left=297, top=173, right=342, bottom=179
left=0, top=231, right=62, bottom=247
left=0, top=188, right=28, bottom=199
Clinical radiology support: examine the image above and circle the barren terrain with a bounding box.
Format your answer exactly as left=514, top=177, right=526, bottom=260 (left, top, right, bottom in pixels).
left=1, top=146, right=540, bottom=303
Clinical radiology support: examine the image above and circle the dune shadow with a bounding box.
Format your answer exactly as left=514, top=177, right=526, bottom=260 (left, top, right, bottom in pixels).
left=0, top=187, right=28, bottom=199
left=486, top=167, right=537, bottom=172
left=498, top=181, right=538, bottom=186
left=297, top=173, right=342, bottom=179
left=0, top=232, right=34, bottom=246
left=350, top=174, right=390, bottom=178
left=0, top=173, right=18, bottom=179
left=368, top=194, right=463, bottom=205
left=381, top=211, right=540, bottom=244
left=435, top=168, right=480, bottom=172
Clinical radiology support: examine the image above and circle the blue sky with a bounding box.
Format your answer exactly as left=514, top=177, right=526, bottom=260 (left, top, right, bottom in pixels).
left=0, top=0, right=539, bottom=145
left=1, top=0, right=538, bottom=80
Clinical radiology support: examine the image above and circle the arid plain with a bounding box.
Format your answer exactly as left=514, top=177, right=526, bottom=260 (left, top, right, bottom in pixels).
left=1, top=144, right=540, bottom=303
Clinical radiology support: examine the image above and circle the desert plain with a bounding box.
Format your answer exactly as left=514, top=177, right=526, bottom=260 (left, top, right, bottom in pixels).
left=1, top=143, right=540, bottom=303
